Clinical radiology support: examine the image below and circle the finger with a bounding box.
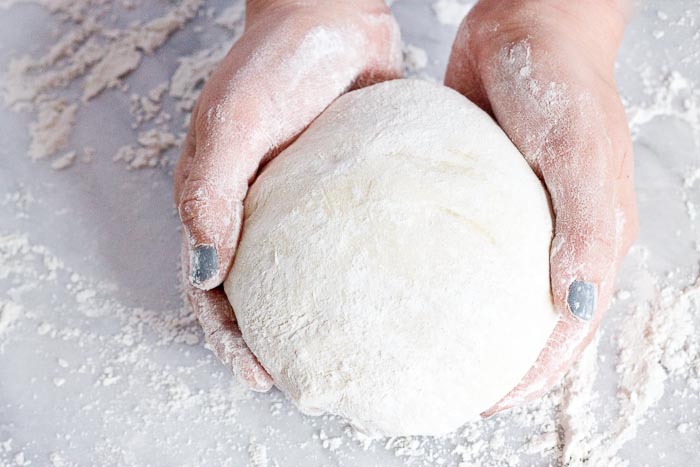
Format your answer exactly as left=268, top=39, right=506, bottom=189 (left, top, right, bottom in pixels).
left=179, top=11, right=401, bottom=291
left=192, top=286, right=274, bottom=392
left=541, top=73, right=638, bottom=322
left=180, top=235, right=273, bottom=392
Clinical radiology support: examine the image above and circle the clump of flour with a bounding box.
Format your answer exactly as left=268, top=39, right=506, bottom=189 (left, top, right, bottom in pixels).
left=0, top=0, right=203, bottom=168
left=113, top=128, right=179, bottom=170
left=431, top=0, right=473, bottom=26
left=402, top=43, right=429, bottom=78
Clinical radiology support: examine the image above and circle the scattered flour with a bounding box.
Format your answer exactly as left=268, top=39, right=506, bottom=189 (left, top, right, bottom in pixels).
left=247, top=441, right=270, bottom=467
left=0, top=232, right=253, bottom=466
left=431, top=0, right=473, bottom=26
left=683, top=166, right=700, bottom=225
left=402, top=43, right=428, bottom=76
left=28, top=100, right=78, bottom=160
left=113, top=128, right=179, bottom=170
left=0, top=0, right=204, bottom=166
left=50, top=151, right=77, bottom=171
left=81, top=0, right=203, bottom=101
left=215, top=2, right=245, bottom=32
left=1, top=188, right=34, bottom=222
left=0, top=211, right=697, bottom=467
left=0, top=301, right=21, bottom=337
left=625, top=70, right=700, bottom=143
left=169, top=43, right=232, bottom=112
left=129, top=82, right=169, bottom=128
left=1, top=1, right=699, bottom=466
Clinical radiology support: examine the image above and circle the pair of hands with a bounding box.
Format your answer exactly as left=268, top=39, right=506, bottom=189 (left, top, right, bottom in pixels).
left=174, top=0, right=637, bottom=415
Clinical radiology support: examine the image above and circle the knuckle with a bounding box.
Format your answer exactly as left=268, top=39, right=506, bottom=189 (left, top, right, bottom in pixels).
left=559, top=229, right=617, bottom=259
left=178, top=181, right=214, bottom=224
left=550, top=227, right=617, bottom=280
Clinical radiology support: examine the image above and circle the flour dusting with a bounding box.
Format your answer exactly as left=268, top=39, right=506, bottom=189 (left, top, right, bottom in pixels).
left=431, top=0, right=473, bottom=26
left=113, top=129, right=179, bottom=170
left=1, top=0, right=699, bottom=465
left=1, top=0, right=204, bottom=167
left=402, top=43, right=429, bottom=77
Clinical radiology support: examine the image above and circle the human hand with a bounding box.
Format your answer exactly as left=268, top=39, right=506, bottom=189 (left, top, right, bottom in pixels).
left=174, top=0, right=402, bottom=390
left=445, top=0, right=638, bottom=415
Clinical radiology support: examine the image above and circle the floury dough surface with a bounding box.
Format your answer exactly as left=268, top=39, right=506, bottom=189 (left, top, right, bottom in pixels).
left=225, top=79, right=558, bottom=436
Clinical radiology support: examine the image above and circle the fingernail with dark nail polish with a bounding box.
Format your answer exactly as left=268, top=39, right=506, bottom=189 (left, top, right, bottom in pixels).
left=567, top=280, right=596, bottom=321
left=190, top=244, right=218, bottom=286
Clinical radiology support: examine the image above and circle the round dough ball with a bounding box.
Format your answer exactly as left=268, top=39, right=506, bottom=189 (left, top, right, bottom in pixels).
left=224, top=79, right=557, bottom=437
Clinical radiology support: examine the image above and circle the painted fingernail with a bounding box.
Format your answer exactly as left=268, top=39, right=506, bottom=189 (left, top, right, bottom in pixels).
left=190, top=244, right=218, bottom=287
left=567, top=280, right=596, bottom=321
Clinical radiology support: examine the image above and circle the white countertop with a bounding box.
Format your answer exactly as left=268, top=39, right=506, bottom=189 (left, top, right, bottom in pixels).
left=1, top=1, right=699, bottom=466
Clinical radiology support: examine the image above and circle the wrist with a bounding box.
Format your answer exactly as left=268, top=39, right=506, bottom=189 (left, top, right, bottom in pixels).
left=246, top=0, right=389, bottom=21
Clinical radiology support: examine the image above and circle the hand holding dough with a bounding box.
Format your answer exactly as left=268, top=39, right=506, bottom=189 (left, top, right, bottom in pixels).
left=172, top=0, right=401, bottom=391
left=445, top=0, right=637, bottom=414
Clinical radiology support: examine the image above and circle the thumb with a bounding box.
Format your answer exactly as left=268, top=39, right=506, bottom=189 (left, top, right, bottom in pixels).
left=178, top=178, right=246, bottom=291
left=547, top=160, right=619, bottom=323
left=175, top=80, right=268, bottom=289
left=177, top=120, right=261, bottom=290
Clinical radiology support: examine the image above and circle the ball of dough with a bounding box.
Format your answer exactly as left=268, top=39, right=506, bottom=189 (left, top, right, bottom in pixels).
left=224, top=79, right=557, bottom=437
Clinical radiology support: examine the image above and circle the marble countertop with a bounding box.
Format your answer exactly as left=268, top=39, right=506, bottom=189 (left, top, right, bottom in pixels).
left=1, top=0, right=699, bottom=465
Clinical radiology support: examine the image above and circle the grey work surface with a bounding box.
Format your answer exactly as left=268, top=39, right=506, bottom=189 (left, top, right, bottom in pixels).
left=1, top=1, right=699, bottom=466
